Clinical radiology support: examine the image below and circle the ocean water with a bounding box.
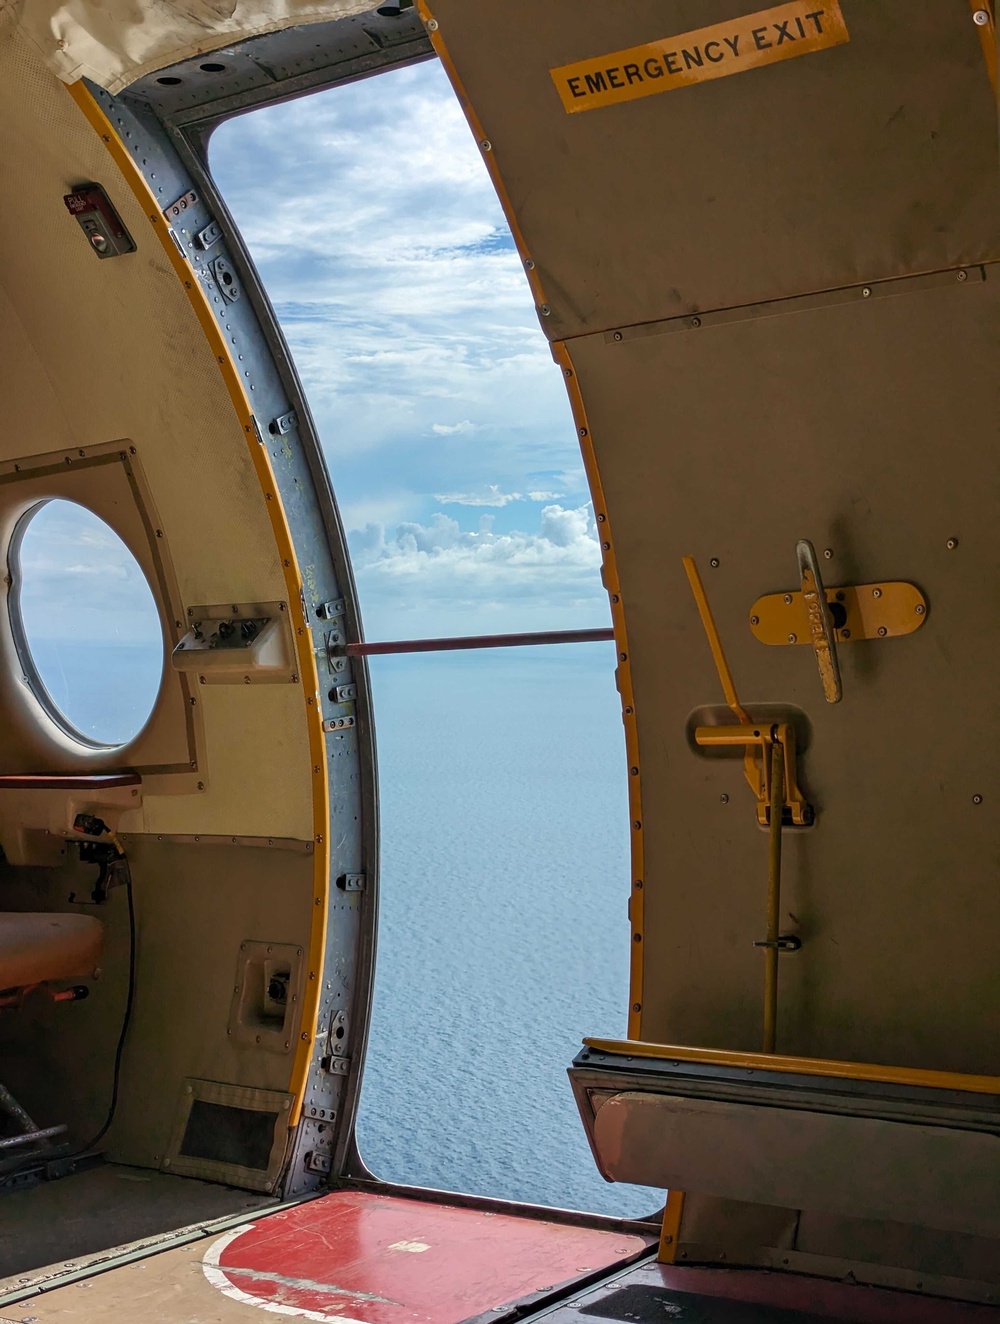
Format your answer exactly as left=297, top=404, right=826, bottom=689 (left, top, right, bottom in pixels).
left=356, top=647, right=661, bottom=1217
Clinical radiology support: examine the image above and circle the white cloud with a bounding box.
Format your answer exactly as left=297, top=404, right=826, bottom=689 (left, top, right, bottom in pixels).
left=431, top=421, right=482, bottom=436
left=434, top=486, right=565, bottom=508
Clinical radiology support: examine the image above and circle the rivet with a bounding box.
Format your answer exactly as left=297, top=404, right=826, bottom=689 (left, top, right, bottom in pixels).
left=301, top=1032, right=310, bottom=1041
left=635, top=880, right=643, bottom=889
left=836, top=591, right=846, bottom=602
left=915, top=604, right=925, bottom=615
left=823, top=548, right=833, bottom=559
left=973, top=794, right=984, bottom=804
left=480, top=139, right=492, bottom=152
left=579, top=427, right=588, bottom=436
left=539, top=304, right=551, bottom=317
left=633, top=1002, right=641, bottom=1012
left=784, top=594, right=793, bottom=604
left=690, top=316, right=702, bottom=327
left=872, top=587, right=882, bottom=598
left=611, top=594, right=620, bottom=603
left=563, top=367, right=572, bottom=377
left=788, top=633, right=797, bottom=643
left=633, top=820, right=641, bottom=830
left=613, top=331, right=623, bottom=341
left=597, top=513, right=606, bottom=522
left=861, top=286, right=872, bottom=297
left=426, top=17, right=438, bottom=29
left=957, top=269, right=968, bottom=281
left=709, top=557, right=720, bottom=568
left=946, top=537, right=958, bottom=549
left=197, top=781, right=205, bottom=790
left=974, top=8, right=990, bottom=24
left=633, top=932, right=642, bottom=942
left=524, top=258, right=535, bottom=270
left=720, top=793, right=729, bottom=803
left=630, top=766, right=639, bottom=775
left=877, top=626, right=887, bottom=637
left=603, top=541, right=611, bottom=551
left=841, top=628, right=851, bottom=639
left=750, top=615, right=760, bottom=626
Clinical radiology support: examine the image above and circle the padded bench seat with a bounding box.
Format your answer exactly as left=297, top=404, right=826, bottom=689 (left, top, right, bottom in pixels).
left=0, top=913, right=103, bottom=990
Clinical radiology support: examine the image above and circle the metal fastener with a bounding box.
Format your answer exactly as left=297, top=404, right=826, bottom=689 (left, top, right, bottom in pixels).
left=690, top=316, right=702, bottom=327
left=539, top=304, right=551, bottom=317
left=426, top=17, right=438, bottom=29
left=823, top=548, right=833, bottom=559
left=915, top=604, right=925, bottom=614
left=878, top=626, right=887, bottom=636
left=750, top=615, right=759, bottom=626
left=480, top=139, right=492, bottom=152
left=957, top=269, right=968, bottom=281
left=973, top=794, right=984, bottom=804
left=842, top=628, right=851, bottom=639
left=613, top=331, right=623, bottom=341
left=946, top=537, right=959, bottom=549
left=861, top=286, right=872, bottom=297
left=872, top=587, right=882, bottom=598
left=784, top=594, right=793, bottom=605
left=788, top=633, right=797, bottom=643
left=720, top=794, right=729, bottom=804
left=974, top=8, right=990, bottom=24
left=710, top=557, right=720, bottom=568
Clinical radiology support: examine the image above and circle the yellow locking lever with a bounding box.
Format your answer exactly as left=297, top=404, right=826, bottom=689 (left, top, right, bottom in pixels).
left=796, top=538, right=842, bottom=704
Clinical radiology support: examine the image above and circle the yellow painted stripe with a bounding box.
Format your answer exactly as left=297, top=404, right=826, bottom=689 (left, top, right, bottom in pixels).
left=658, top=1189, right=685, bottom=1264
left=68, top=81, right=330, bottom=1129
left=419, top=4, right=647, bottom=1040
left=583, top=1038, right=1000, bottom=1096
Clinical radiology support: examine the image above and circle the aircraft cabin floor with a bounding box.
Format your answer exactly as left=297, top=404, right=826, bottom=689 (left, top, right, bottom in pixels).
left=0, top=1162, right=273, bottom=1286
left=0, top=1186, right=997, bottom=1324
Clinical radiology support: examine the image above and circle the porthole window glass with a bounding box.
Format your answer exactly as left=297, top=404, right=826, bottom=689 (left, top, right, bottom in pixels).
left=11, top=500, right=164, bottom=747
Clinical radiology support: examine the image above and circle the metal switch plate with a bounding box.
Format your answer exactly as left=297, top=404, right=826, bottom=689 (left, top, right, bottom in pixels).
left=63, top=184, right=136, bottom=258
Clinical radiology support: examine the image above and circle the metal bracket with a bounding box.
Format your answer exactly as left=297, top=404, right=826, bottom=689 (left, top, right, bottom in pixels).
left=694, top=721, right=813, bottom=827
left=210, top=255, right=241, bottom=303
left=316, top=600, right=345, bottom=621
left=270, top=410, right=298, bottom=436
left=164, top=189, right=197, bottom=222
left=323, top=716, right=355, bottom=732
left=196, top=221, right=221, bottom=249
left=336, top=873, right=365, bottom=892
left=750, top=581, right=927, bottom=646
left=331, top=684, right=357, bottom=703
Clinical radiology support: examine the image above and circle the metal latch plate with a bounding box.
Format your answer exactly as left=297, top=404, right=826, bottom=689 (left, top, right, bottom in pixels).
left=750, top=582, right=927, bottom=645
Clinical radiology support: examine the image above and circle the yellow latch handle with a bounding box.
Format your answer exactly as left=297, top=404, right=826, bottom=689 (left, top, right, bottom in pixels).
left=796, top=539, right=842, bottom=704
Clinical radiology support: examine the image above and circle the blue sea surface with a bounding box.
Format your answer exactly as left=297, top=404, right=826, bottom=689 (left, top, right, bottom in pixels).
left=356, top=647, right=661, bottom=1217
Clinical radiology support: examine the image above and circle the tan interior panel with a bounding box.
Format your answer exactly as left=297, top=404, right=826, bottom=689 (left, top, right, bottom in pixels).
left=427, top=0, right=1000, bottom=338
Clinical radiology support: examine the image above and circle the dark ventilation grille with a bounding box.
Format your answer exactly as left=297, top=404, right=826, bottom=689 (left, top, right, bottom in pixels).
left=180, top=1100, right=277, bottom=1170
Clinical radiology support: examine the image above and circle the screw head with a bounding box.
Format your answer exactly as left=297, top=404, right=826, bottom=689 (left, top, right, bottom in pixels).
left=974, top=8, right=990, bottom=23
left=690, top=316, right=702, bottom=327
left=841, top=628, right=851, bottom=639
left=862, top=286, right=872, bottom=297
left=957, top=269, right=968, bottom=281
left=946, top=537, right=958, bottom=549
left=709, top=557, right=720, bottom=568
left=784, top=594, right=793, bottom=605
left=973, top=794, right=984, bottom=804
left=877, top=626, right=887, bottom=637
left=823, top=548, right=833, bottom=559
left=613, top=331, right=623, bottom=341
left=872, top=587, right=882, bottom=598
left=480, top=139, right=492, bottom=152
left=750, top=615, right=760, bottom=626
left=788, top=633, right=797, bottom=643
left=426, top=16, right=438, bottom=29
left=915, top=603, right=925, bottom=615
left=539, top=304, right=551, bottom=317
left=720, top=793, right=729, bottom=804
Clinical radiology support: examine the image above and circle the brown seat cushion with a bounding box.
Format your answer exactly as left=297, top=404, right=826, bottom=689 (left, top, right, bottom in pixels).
left=0, top=913, right=103, bottom=989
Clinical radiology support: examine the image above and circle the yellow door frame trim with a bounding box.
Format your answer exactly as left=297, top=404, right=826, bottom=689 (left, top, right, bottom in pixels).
left=67, top=80, right=330, bottom=1129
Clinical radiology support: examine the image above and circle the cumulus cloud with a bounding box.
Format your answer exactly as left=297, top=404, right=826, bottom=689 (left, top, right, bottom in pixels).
left=434, top=486, right=564, bottom=508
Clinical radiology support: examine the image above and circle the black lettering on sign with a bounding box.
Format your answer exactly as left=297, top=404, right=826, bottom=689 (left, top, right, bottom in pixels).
left=549, top=2, right=849, bottom=114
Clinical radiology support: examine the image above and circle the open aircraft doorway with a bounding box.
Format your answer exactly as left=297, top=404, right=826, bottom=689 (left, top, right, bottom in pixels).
left=209, top=57, right=655, bottom=1218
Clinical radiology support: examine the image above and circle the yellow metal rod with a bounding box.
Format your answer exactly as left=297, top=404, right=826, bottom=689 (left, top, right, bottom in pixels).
left=762, top=737, right=784, bottom=1054
left=682, top=556, right=751, bottom=725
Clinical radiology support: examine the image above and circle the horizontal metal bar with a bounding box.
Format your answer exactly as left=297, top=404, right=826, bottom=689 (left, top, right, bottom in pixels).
left=0, top=1124, right=66, bottom=1151
left=346, top=628, right=615, bottom=657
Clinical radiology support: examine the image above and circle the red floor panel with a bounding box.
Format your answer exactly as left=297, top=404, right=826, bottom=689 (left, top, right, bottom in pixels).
left=201, top=1189, right=650, bottom=1324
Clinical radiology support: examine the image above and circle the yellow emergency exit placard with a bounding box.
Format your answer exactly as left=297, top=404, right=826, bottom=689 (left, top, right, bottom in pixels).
left=550, top=1, right=849, bottom=114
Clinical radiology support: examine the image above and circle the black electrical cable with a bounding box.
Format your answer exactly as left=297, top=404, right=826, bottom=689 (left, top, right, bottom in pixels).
left=65, top=859, right=136, bottom=1159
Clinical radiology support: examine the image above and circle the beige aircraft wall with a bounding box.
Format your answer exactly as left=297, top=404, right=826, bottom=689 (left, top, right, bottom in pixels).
left=425, top=0, right=1000, bottom=1074
left=0, top=13, right=320, bottom=1165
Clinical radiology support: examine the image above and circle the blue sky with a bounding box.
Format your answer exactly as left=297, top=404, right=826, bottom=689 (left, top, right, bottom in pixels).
left=210, top=59, right=608, bottom=642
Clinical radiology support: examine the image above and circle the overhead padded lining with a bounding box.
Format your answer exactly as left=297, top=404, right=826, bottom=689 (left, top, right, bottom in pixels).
left=4, top=0, right=374, bottom=94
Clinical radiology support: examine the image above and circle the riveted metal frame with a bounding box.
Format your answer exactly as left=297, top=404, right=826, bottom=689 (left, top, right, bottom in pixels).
left=69, top=24, right=419, bottom=1192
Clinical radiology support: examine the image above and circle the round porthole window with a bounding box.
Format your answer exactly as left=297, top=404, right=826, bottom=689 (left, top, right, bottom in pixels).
left=10, top=500, right=165, bottom=748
